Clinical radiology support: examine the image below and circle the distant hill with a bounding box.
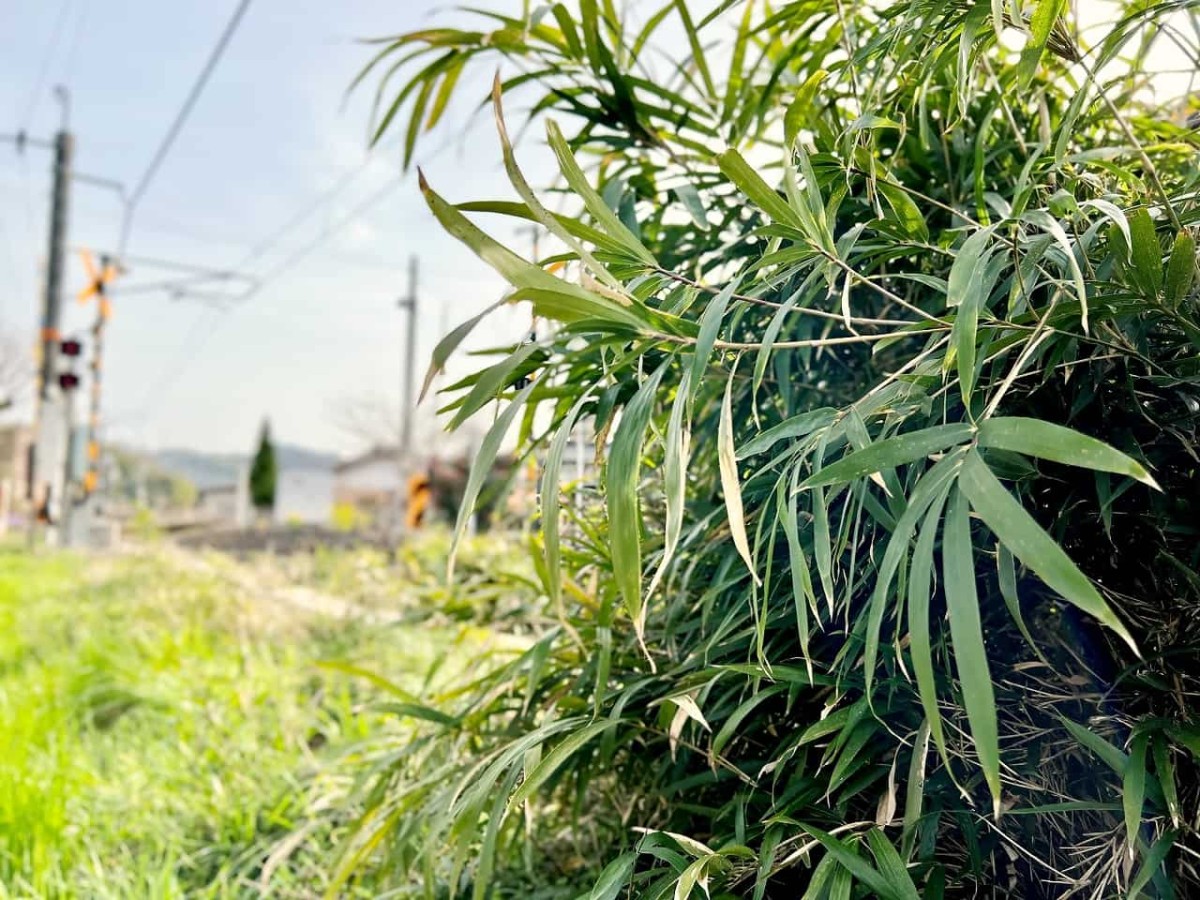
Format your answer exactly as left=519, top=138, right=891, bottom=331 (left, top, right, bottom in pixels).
left=153, top=444, right=340, bottom=490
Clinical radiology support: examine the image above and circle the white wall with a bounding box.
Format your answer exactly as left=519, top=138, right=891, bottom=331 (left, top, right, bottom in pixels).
left=274, top=468, right=334, bottom=525
left=336, top=458, right=401, bottom=494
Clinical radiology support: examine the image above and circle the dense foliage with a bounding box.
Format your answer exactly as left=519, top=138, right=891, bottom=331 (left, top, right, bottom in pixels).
left=342, top=1, right=1200, bottom=896
left=249, top=419, right=277, bottom=512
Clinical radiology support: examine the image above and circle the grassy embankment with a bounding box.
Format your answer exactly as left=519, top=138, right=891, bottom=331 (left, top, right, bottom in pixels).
left=0, top=542, right=477, bottom=898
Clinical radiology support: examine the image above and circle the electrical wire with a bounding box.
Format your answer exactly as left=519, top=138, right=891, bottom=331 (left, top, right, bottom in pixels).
left=18, top=0, right=75, bottom=132
left=119, top=0, right=254, bottom=254
left=129, top=174, right=404, bottom=419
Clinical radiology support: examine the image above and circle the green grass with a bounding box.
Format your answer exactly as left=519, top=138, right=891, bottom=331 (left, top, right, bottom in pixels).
left=0, top=545, right=458, bottom=898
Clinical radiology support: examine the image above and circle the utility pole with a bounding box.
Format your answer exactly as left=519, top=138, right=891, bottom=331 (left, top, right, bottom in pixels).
left=29, top=90, right=73, bottom=544
left=397, top=254, right=418, bottom=458
left=392, top=254, right=418, bottom=544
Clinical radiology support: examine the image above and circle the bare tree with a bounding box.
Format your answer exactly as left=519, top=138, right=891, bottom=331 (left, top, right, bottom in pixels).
left=0, top=331, right=30, bottom=413
left=326, top=392, right=401, bottom=450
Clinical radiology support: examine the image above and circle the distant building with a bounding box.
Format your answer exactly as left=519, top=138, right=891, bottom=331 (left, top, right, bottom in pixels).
left=196, top=482, right=243, bottom=525
left=0, top=424, right=33, bottom=532
left=333, top=446, right=402, bottom=526
left=274, top=467, right=334, bottom=525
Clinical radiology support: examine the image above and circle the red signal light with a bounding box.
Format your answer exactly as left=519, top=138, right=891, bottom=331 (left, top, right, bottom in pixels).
left=58, top=372, right=80, bottom=391
left=60, top=338, right=83, bottom=357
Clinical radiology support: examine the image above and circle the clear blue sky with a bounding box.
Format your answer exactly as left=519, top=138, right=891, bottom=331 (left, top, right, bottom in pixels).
left=0, top=0, right=543, bottom=456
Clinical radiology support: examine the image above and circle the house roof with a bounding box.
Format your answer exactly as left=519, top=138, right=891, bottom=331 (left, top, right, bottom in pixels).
left=333, top=446, right=399, bottom=474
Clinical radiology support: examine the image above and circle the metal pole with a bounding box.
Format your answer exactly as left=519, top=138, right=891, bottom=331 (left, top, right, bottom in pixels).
left=30, top=115, right=73, bottom=541
left=392, top=255, right=418, bottom=543
left=398, top=254, right=418, bottom=457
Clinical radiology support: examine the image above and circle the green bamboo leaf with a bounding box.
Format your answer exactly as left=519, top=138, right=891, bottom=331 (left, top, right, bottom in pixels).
left=541, top=393, right=591, bottom=607
left=420, top=299, right=506, bottom=401
left=506, top=287, right=650, bottom=331
left=948, top=225, right=997, bottom=403
left=944, top=486, right=1001, bottom=815
left=448, top=381, right=535, bottom=579
left=720, top=356, right=759, bottom=585
left=607, top=365, right=666, bottom=639
left=420, top=171, right=651, bottom=331
left=784, top=69, right=828, bottom=148
left=1164, top=229, right=1196, bottom=307
left=1016, top=0, right=1067, bottom=86
left=779, top=474, right=815, bottom=672
left=802, top=424, right=974, bottom=489
left=908, top=497, right=950, bottom=762
left=550, top=3, right=584, bottom=58
left=711, top=684, right=788, bottom=757
left=901, top=720, right=932, bottom=861
left=588, top=852, right=637, bottom=900
left=997, top=543, right=1046, bottom=663
left=716, top=149, right=805, bottom=229
left=649, top=368, right=691, bottom=596
left=1128, top=833, right=1176, bottom=899
left=1124, top=733, right=1148, bottom=858
left=738, top=408, right=837, bottom=459
left=977, top=417, right=1159, bottom=488
left=1058, top=715, right=1128, bottom=775
left=1129, top=208, right=1164, bottom=298
left=798, top=826, right=901, bottom=900
left=546, top=119, right=656, bottom=264
left=1021, top=210, right=1088, bottom=331
left=864, top=452, right=961, bottom=697
left=509, top=719, right=618, bottom=808
left=448, top=342, right=541, bottom=429
left=959, top=451, right=1138, bottom=652
left=672, top=0, right=715, bottom=98
left=492, top=76, right=627, bottom=294
left=1152, top=735, right=1181, bottom=827
left=878, top=181, right=928, bottom=242
left=865, top=829, right=921, bottom=900
left=689, top=278, right=739, bottom=405
left=673, top=181, right=710, bottom=231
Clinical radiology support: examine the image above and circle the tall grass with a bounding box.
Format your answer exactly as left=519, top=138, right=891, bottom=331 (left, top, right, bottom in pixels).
left=0, top=546, right=459, bottom=898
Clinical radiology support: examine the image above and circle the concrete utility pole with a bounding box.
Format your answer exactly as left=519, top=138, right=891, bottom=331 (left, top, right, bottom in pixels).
left=30, top=93, right=73, bottom=543
left=397, top=254, right=418, bottom=459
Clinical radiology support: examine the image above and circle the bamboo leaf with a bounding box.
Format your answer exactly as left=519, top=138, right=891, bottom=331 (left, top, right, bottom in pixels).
left=720, top=356, right=759, bottom=585
left=546, top=119, right=656, bottom=264
left=1165, top=229, right=1196, bottom=307
left=717, top=149, right=805, bottom=229
left=944, top=486, right=1001, bottom=815
left=607, top=365, right=667, bottom=639
left=541, top=393, right=592, bottom=607
left=449, top=382, right=535, bottom=578
left=650, top=368, right=691, bottom=596
left=689, top=278, right=739, bottom=405
left=908, top=497, right=950, bottom=762
left=1129, top=208, right=1163, bottom=298
left=865, top=829, right=921, bottom=900
left=948, top=226, right=997, bottom=403
left=784, top=69, right=828, bottom=148
left=977, top=417, right=1159, bottom=488
left=738, top=408, right=837, bottom=459
left=802, top=424, right=974, bottom=489
left=798, top=826, right=902, bottom=900
left=959, top=451, right=1138, bottom=652
left=1124, top=733, right=1148, bottom=859
left=420, top=299, right=506, bottom=401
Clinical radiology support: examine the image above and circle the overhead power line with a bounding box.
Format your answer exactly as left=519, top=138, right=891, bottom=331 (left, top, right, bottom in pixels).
left=119, top=0, right=254, bottom=253
left=130, top=174, right=404, bottom=419
left=19, top=0, right=75, bottom=132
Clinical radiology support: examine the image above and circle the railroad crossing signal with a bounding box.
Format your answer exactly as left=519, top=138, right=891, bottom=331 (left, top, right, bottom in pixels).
left=406, top=472, right=431, bottom=529
left=75, top=249, right=120, bottom=500
left=78, top=249, right=118, bottom=317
